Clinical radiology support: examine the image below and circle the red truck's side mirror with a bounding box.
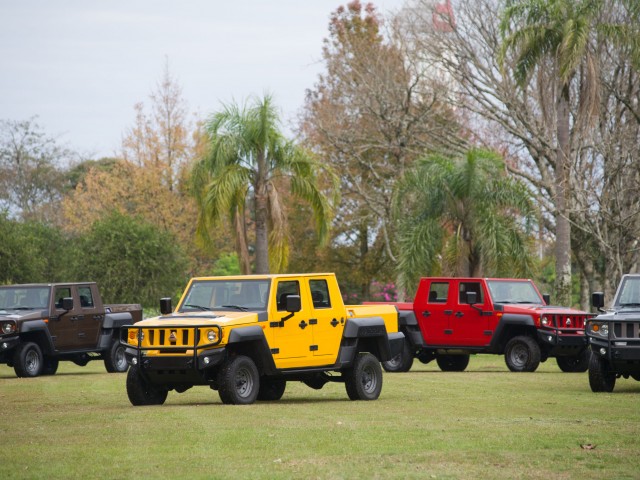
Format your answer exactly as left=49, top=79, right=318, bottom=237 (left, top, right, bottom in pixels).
left=543, top=293, right=551, bottom=305
left=466, top=292, right=477, bottom=305
left=160, top=297, right=173, bottom=315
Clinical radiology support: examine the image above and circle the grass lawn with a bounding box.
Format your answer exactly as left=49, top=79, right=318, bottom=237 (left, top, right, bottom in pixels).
left=0, top=355, right=638, bottom=479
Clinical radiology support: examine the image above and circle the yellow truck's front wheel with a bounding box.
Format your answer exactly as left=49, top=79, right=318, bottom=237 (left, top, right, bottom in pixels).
left=217, top=355, right=260, bottom=405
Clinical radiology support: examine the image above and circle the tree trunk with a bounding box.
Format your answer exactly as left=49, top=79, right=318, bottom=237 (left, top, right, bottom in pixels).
left=254, top=151, right=270, bottom=274
left=234, top=206, right=251, bottom=275
left=554, top=85, right=573, bottom=306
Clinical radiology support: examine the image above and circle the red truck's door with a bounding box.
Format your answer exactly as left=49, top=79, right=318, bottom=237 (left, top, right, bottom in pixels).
left=414, top=279, right=454, bottom=345
left=450, top=280, right=491, bottom=346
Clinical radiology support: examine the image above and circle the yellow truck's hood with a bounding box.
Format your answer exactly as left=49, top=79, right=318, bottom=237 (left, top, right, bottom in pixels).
left=137, top=310, right=259, bottom=327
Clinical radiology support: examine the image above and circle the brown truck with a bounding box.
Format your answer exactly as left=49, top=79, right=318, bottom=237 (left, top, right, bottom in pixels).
left=0, top=282, right=142, bottom=377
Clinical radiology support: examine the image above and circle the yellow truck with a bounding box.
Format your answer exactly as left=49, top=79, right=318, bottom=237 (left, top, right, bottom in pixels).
left=122, top=273, right=404, bottom=405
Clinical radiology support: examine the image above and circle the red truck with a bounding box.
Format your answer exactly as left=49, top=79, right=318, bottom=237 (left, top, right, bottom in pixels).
left=373, top=277, right=591, bottom=373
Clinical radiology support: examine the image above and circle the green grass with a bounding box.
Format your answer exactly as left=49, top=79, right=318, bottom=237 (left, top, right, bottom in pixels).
left=1, top=355, right=638, bottom=479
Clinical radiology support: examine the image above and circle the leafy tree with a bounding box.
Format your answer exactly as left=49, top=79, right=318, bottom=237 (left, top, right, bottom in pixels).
left=0, top=117, right=72, bottom=222
left=192, top=94, right=336, bottom=274
left=395, top=149, right=536, bottom=292
left=71, top=211, right=188, bottom=307
left=499, top=0, right=606, bottom=304
left=0, top=213, right=72, bottom=284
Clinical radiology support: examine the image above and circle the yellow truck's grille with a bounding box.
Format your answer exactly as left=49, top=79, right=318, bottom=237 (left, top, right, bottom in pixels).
left=126, top=325, right=221, bottom=352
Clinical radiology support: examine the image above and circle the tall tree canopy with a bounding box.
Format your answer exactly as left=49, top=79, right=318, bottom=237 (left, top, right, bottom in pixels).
left=192, top=94, right=336, bottom=274
left=395, top=148, right=536, bottom=292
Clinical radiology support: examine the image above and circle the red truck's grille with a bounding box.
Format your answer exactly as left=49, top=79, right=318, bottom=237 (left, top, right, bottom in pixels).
left=544, top=314, right=588, bottom=333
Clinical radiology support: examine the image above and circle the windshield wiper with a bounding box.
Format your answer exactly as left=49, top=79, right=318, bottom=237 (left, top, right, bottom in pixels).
left=12, top=307, right=34, bottom=310
left=619, top=303, right=640, bottom=308
left=222, top=305, right=249, bottom=311
left=183, top=304, right=211, bottom=311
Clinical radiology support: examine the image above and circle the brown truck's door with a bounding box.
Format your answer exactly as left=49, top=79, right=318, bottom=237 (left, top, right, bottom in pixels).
left=48, top=286, right=80, bottom=350
left=74, top=284, right=102, bottom=348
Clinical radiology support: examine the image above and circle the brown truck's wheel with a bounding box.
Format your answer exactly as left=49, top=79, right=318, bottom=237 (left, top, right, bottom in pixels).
left=556, top=349, right=590, bottom=373
left=257, top=377, right=286, bottom=401
left=588, top=353, right=616, bottom=392
left=436, top=354, right=470, bottom=372
left=217, top=355, right=260, bottom=405
left=104, top=339, right=128, bottom=373
left=126, top=365, right=168, bottom=406
left=13, top=342, right=43, bottom=378
left=42, top=357, right=59, bottom=375
left=382, top=338, right=414, bottom=373
left=345, top=352, right=383, bottom=401
left=504, top=335, right=541, bottom=372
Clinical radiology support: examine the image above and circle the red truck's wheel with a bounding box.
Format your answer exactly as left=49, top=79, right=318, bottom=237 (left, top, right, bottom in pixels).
left=436, top=354, right=470, bottom=372
left=504, top=336, right=541, bottom=372
left=556, top=349, right=590, bottom=373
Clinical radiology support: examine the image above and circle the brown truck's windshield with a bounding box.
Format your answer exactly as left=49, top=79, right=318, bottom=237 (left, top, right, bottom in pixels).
left=0, top=287, right=50, bottom=311
left=486, top=281, right=542, bottom=304
left=179, top=279, right=271, bottom=312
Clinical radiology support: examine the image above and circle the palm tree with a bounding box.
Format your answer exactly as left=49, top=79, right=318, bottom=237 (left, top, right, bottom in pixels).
left=191, top=94, right=336, bottom=274
left=394, top=149, right=535, bottom=292
left=499, top=0, right=604, bottom=305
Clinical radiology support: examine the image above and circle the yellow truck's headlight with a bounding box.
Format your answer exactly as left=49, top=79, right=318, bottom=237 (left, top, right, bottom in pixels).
left=207, top=329, right=218, bottom=343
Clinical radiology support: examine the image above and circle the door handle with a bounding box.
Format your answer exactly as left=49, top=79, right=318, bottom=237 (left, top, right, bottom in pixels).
left=455, top=312, right=464, bottom=318
left=422, top=311, right=430, bottom=317
left=444, top=310, right=453, bottom=315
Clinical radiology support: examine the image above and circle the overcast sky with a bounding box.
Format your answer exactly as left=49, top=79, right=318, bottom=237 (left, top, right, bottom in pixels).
left=1, top=0, right=406, bottom=159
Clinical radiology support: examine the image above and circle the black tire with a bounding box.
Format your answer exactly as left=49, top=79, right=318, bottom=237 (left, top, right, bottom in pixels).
left=504, top=336, right=541, bottom=372
left=104, top=339, right=128, bottom=373
left=382, top=338, right=414, bottom=372
left=126, top=365, right=168, bottom=406
left=217, top=355, right=260, bottom=405
left=588, top=353, right=616, bottom=392
left=556, top=349, right=590, bottom=373
left=436, top=354, right=470, bottom=372
left=344, top=353, right=383, bottom=401
left=42, top=357, right=59, bottom=375
left=257, top=377, right=286, bottom=401
left=13, top=342, right=43, bottom=378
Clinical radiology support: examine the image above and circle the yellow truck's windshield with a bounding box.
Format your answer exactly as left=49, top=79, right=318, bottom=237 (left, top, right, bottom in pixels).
left=179, top=279, right=271, bottom=311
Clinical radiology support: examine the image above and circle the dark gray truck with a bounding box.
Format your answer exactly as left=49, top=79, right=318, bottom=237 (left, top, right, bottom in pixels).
left=588, top=274, right=640, bottom=392
left=0, top=283, right=142, bottom=377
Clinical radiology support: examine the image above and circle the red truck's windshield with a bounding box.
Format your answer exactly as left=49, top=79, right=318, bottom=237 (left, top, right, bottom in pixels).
left=486, top=280, right=543, bottom=304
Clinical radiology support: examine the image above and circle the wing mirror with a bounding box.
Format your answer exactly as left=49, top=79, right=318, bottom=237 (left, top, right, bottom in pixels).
left=591, top=292, right=605, bottom=312
left=61, top=297, right=74, bottom=311
left=160, top=297, right=173, bottom=315
left=286, top=295, right=302, bottom=313
left=542, top=293, right=550, bottom=305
